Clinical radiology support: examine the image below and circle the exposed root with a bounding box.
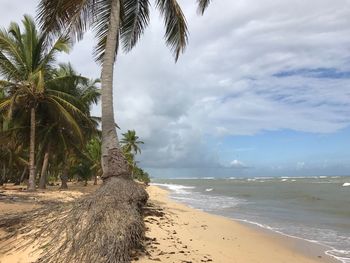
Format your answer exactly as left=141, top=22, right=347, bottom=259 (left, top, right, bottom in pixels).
left=0, top=177, right=148, bottom=263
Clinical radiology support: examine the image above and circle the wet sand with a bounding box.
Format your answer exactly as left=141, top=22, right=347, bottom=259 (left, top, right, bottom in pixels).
left=138, top=185, right=337, bottom=263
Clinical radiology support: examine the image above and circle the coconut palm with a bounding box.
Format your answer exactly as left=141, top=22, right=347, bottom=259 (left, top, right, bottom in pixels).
left=0, top=16, right=96, bottom=191
left=121, top=130, right=144, bottom=155
left=36, top=63, right=100, bottom=189
left=37, top=0, right=211, bottom=178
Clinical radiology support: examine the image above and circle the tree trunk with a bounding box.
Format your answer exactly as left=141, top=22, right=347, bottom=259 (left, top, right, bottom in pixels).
left=20, top=166, right=28, bottom=184
left=27, top=107, right=36, bottom=191
left=94, top=175, right=98, bottom=185
left=0, top=164, right=5, bottom=186
left=100, top=0, right=129, bottom=179
left=60, top=163, right=68, bottom=190
left=39, top=143, right=50, bottom=189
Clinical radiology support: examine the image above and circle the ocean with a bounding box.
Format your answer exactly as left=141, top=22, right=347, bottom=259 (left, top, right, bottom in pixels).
left=152, top=176, right=350, bottom=263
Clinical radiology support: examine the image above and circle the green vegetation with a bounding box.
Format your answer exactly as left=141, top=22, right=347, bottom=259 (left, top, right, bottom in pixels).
left=121, top=130, right=150, bottom=184
left=0, top=16, right=101, bottom=189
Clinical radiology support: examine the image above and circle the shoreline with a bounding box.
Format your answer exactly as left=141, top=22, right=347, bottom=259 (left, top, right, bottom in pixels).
left=143, top=184, right=338, bottom=263
left=0, top=183, right=342, bottom=263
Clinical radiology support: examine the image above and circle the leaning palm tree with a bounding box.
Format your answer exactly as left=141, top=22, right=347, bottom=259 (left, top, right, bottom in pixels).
left=0, top=15, right=70, bottom=191
left=37, top=0, right=211, bottom=178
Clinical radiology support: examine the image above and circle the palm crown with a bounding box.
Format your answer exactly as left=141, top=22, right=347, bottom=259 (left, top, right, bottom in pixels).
left=121, top=129, right=144, bottom=155
left=37, top=0, right=211, bottom=61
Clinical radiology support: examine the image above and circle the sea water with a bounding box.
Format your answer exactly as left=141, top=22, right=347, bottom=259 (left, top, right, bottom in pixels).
left=152, top=176, right=350, bottom=263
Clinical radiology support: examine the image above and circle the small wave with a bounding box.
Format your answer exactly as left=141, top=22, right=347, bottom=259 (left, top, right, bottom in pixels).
left=151, top=183, right=195, bottom=194
left=326, top=249, right=350, bottom=263
left=205, top=188, right=213, bottom=192
left=202, top=177, right=215, bottom=180
left=281, top=179, right=288, bottom=182
left=236, top=218, right=350, bottom=263
left=342, top=183, right=350, bottom=187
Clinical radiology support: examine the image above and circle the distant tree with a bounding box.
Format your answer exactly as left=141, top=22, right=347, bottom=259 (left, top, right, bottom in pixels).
left=121, top=130, right=144, bottom=155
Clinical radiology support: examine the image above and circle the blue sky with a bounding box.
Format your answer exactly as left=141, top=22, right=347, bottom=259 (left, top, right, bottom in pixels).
left=1, top=0, right=350, bottom=178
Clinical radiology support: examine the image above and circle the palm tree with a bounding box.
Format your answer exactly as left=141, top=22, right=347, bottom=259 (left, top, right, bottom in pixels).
left=37, top=0, right=211, bottom=178
left=0, top=15, right=71, bottom=191
left=121, top=130, right=144, bottom=155
left=121, top=130, right=144, bottom=178
left=37, top=63, right=100, bottom=189
left=0, top=16, right=97, bottom=191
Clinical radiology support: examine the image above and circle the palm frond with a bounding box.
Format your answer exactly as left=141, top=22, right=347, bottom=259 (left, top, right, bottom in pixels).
left=197, top=0, right=211, bottom=15
left=120, top=0, right=150, bottom=52
left=39, top=36, right=71, bottom=70
left=0, top=52, right=22, bottom=80
left=37, top=0, right=95, bottom=42
left=0, top=30, right=26, bottom=78
left=46, top=97, right=84, bottom=142
left=92, top=0, right=117, bottom=62
left=155, top=0, right=188, bottom=61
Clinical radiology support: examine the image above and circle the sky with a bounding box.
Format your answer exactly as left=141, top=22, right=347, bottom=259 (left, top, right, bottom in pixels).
left=1, top=0, right=350, bottom=178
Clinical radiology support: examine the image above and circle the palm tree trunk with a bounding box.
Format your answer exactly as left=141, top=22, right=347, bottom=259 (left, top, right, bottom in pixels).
left=28, top=107, right=36, bottom=191
left=94, top=175, right=98, bottom=185
left=20, top=166, right=27, bottom=184
left=0, top=164, right=5, bottom=186
left=39, top=143, right=50, bottom=189
left=100, top=0, right=129, bottom=179
left=60, top=162, right=68, bottom=190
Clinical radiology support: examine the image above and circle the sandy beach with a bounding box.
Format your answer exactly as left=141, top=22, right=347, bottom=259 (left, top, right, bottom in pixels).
left=139, top=185, right=336, bottom=263
left=0, top=183, right=337, bottom=263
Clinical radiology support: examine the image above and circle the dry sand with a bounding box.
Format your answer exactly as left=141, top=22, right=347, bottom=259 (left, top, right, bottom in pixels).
left=0, top=183, right=337, bottom=263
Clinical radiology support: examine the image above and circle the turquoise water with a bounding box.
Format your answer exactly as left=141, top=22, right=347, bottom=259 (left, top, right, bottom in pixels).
left=152, top=176, right=350, bottom=263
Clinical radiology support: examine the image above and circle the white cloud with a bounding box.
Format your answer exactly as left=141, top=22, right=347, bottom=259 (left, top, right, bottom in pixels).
left=1, top=0, right=350, bottom=172
left=229, top=159, right=248, bottom=169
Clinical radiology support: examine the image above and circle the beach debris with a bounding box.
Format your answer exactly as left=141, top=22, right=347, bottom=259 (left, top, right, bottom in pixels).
left=0, top=177, right=148, bottom=263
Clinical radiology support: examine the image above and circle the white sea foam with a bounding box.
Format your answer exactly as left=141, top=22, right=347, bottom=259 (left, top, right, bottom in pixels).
left=342, top=183, right=350, bottom=187
left=205, top=188, right=213, bottom=192
left=281, top=179, right=288, bottom=182
left=235, top=218, right=350, bottom=263
left=326, top=249, right=350, bottom=263
left=151, top=183, right=195, bottom=194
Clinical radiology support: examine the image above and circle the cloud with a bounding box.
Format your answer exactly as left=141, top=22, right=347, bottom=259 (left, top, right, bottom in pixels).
left=1, top=0, right=350, bottom=174
left=229, top=160, right=249, bottom=169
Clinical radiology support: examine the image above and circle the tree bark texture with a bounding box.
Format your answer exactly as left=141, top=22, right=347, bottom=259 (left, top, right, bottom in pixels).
left=27, top=107, right=36, bottom=191
left=60, top=165, right=68, bottom=190
left=100, top=0, right=130, bottom=179
left=39, top=143, right=50, bottom=189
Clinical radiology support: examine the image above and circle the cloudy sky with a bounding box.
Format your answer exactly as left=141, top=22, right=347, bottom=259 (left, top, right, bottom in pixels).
left=2, top=0, right=350, bottom=178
